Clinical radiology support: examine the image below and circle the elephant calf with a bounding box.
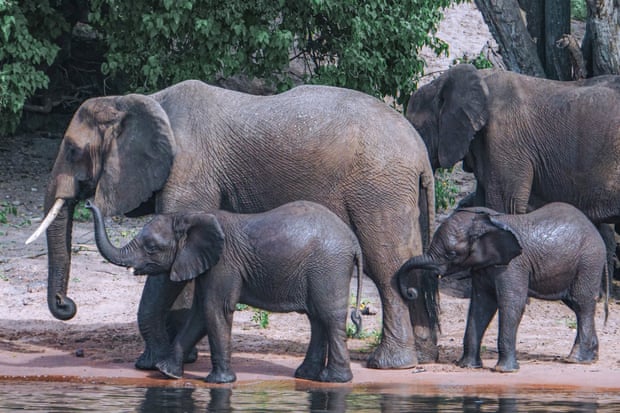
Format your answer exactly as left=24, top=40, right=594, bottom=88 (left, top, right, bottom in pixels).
left=397, top=202, right=607, bottom=372
left=87, top=200, right=363, bottom=383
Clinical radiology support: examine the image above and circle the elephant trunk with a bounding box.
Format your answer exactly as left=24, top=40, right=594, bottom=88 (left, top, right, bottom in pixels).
left=396, top=255, right=442, bottom=301
left=86, top=201, right=135, bottom=267
left=45, top=196, right=78, bottom=321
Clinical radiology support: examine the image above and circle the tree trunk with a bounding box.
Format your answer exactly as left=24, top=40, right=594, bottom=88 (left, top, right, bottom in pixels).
left=584, top=0, right=620, bottom=75
left=474, top=0, right=546, bottom=77
left=544, top=0, right=572, bottom=80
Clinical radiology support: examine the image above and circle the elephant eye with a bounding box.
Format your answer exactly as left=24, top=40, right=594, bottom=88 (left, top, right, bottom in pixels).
left=144, top=241, right=160, bottom=255
left=445, top=250, right=457, bottom=260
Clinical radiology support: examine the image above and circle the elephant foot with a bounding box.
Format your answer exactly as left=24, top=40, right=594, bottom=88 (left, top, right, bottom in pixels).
left=135, top=349, right=160, bottom=370
left=318, top=367, right=353, bottom=383
left=206, top=369, right=236, bottom=384
left=456, top=355, right=483, bottom=369
left=564, top=351, right=598, bottom=364
left=294, top=362, right=322, bottom=381
left=492, top=357, right=519, bottom=373
left=366, top=341, right=417, bottom=369
left=156, top=358, right=184, bottom=379
left=566, top=341, right=598, bottom=364
left=492, top=362, right=519, bottom=373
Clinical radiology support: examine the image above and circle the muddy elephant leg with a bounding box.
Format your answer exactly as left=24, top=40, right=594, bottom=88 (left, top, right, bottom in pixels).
left=459, top=277, right=497, bottom=369
left=563, top=298, right=599, bottom=363
left=493, top=290, right=527, bottom=373
left=135, top=274, right=188, bottom=370
left=319, top=312, right=353, bottom=383
left=295, top=317, right=328, bottom=381
left=597, top=224, right=615, bottom=295
left=157, top=295, right=208, bottom=379
left=364, top=251, right=420, bottom=369
left=357, top=206, right=434, bottom=368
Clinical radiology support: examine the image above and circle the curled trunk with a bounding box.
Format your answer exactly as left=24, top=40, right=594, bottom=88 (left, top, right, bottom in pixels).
left=396, top=255, right=441, bottom=301
left=45, top=196, right=77, bottom=320
left=86, top=201, right=134, bottom=267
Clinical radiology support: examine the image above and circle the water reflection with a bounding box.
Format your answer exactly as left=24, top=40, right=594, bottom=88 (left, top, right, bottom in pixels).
left=0, top=383, right=616, bottom=412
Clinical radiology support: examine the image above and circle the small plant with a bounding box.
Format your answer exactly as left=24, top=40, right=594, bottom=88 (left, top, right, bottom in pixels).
left=435, top=168, right=459, bottom=212
left=235, top=303, right=249, bottom=311
left=453, top=52, right=493, bottom=69
left=251, top=309, right=270, bottom=329
left=73, top=201, right=91, bottom=222
left=0, top=202, right=17, bottom=224
left=0, top=272, right=8, bottom=281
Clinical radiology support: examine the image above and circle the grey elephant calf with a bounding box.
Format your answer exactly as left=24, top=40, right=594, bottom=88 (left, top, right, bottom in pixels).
left=397, top=202, right=607, bottom=372
left=87, top=200, right=363, bottom=383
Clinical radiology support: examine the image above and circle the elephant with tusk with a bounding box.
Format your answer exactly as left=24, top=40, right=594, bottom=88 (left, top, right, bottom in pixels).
left=28, top=80, right=437, bottom=370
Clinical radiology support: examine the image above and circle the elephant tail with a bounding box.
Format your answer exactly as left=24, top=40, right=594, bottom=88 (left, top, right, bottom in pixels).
left=350, top=249, right=363, bottom=338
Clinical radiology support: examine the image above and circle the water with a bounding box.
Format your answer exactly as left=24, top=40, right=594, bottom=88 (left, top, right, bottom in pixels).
left=0, top=383, right=619, bottom=412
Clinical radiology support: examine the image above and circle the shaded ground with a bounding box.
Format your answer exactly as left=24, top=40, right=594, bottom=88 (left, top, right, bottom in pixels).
left=2, top=3, right=620, bottom=395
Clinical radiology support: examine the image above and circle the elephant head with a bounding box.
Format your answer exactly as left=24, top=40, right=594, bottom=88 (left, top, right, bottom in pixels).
left=87, top=201, right=224, bottom=282
left=406, top=64, right=489, bottom=171
left=397, top=207, right=522, bottom=298
left=27, top=95, right=176, bottom=320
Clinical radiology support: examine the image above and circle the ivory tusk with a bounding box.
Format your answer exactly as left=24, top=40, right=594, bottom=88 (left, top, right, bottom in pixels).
left=25, top=198, right=65, bottom=244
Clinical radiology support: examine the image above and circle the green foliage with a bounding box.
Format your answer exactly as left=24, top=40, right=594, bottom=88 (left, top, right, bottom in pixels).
left=571, top=0, right=587, bottom=21
left=435, top=168, right=459, bottom=212
left=73, top=201, right=92, bottom=222
left=3, top=0, right=464, bottom=132
left=251, top=308, right=270, bottom=329
left=453, top=51, right=493, bottom=69
left=0, top=201, right=17, bottom=224
left=0, top=0, right=69, bottom=136
left=235, top=303, right=270, bottom=329
left=89, top=0, right=462, bottom=105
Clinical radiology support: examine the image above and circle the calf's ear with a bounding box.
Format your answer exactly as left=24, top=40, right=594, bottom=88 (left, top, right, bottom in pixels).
left=170, top=213, right=225, bottom=282
left=465, top=215, right=522, bottom=269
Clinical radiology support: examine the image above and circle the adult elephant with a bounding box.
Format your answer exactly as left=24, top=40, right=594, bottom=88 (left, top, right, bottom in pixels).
left=407, top=63, right=620, bottom=221
left=28, top=81, right=438, bottom=369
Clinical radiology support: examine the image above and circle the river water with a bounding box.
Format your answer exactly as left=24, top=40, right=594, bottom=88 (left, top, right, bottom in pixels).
left=1, top=383, right=619, bottom=412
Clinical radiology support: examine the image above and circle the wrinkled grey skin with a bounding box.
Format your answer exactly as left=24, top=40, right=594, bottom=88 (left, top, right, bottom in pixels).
left=407, top=64, right=620, bottom=220
left=41, top=81, right=437, bottom=369
left=398, top=202, right=607, bottom=372
left=88, top=200, right=364, bottom=383
left=407, top=64, right=620, bottom=298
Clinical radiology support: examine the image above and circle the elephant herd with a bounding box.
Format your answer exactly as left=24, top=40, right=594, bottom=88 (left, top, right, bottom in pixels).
left=26, top=63, right=620, bottom=383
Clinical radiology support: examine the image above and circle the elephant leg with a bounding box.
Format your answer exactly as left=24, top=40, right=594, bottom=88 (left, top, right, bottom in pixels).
left=563, top=297, right=599, bottom=364
left=295, top=317, right=328, bottom=381
left=203, top=279, right=238, bottom=384
left=493, top=285, right=527, bottom=373
left=204, top=309, right=235, bottom=383
left=459, top=277, right=497, bottom=369
left=484, top=166, right=532, bottom=215
left=356, top=206, right=430, bottom=369
left=319, top=311, right=353, bottom=383
left=365, top=261, right=419, bottom=369
left=597, top=224, right=615, bottom=296
left=136, top=275, right=188, bottom=370
left=157, top=292, right=208, bottom=379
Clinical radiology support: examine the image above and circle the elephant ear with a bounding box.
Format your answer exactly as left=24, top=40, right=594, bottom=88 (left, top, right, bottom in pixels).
left=94, top=94, right=175, bottom=216
left=170, top=213, right=225, bottom=282
left=437, top=64, right=489, bottom=168
left=464, top=214, right=522, bottom=270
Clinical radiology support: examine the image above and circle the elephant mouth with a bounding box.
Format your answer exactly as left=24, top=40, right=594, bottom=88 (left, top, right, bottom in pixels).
left=440, top=268, right=472, bottom=279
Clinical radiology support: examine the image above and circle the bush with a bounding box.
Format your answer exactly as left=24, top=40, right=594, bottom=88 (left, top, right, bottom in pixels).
left=2, top=0, right=463, bottom=134
left=0, top=0, right=69, bottom=136
left=90, top=0, right=462, bottom=105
